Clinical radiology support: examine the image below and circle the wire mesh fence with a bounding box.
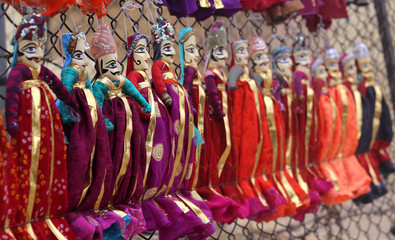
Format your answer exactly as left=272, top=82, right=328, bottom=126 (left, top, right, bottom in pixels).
left=0, top=0, right=395, bottom=239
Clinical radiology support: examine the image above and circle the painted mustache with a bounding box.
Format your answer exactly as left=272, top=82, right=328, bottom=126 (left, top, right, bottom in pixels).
left=27, top=56, right=41, bottom=61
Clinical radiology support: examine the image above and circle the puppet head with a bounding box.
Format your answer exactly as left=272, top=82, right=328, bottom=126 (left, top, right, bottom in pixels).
left=230, top=40, right=249, bottom=69
left=178, top=27, right=199, bottom=84
left=206, top=20, right=228, bottom=69
left=292, top=35, right=311, bottom=72
left=126, top=33, right=150, bottom=76
left=12, top=8, right=47, bottom=69
left=62, top=32, right=90, bottom=69
left=339, top=53, right=357, bottom=84
left=249, top=35, right=269, bottom=73
left=324, top=47, right=340, bottom=73
left=353, top=41, right=372, bottom=74
left=311, top=58, right=327, bottom=80
left=151, top=17, right=176, bottom=64
left=90, top=23, right=121, bottom=81
left=272, top=45, right=293, bottom=78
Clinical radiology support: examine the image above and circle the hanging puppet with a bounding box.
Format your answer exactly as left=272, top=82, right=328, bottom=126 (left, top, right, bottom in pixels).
left=91, top=23, right=150, bottom=239
left=60, top=31, right=112, bottom=213
left=177, top=27, right=206, bottom=191
left=339, top=53, right=387, bottom=204
left=292, top=36, right=334, bottom=220
left=310, top=57, right=354, bottom=205
left=125, top=32, right=176, bottom=233
left=321, top=47, right=371, bottom=204
left=0, top=113, right=18, bottom=239
left=150, top=17, right=215, bottom=240
left=200, top=20, right=250, bottom=223
left=59, top=31, right=123, bottom=239
left=271, top=45, right=312, bottom=217
left=249, top=35, right=304, bottom=221
left=354, top=42, right=395, bottom=180
left=227, top=37, right=286, bottom=221
left=5, top=8, right=78, bottom=239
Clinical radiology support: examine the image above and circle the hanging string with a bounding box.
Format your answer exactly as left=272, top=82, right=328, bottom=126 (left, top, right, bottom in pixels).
left=186, top=16, right=190, bottom=27
left=57, top=18, right=64, bottom=65
left=145, top=0, right=156, bottom=26
left=271, top=33, right=288, bottom=48
left=70, top=10, right=79, bottom=32
left=232, top=15, right=241, bottom=40
left=149, top=0, right=159, bottom=18
left=121, top=0, right=141, bottom=33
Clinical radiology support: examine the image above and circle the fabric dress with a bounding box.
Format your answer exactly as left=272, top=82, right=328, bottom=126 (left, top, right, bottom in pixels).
left=5, top=63, right=77, bottom=240
left=228, top=65, right=286, bottom=221
left=200, top=67, right=251, bottom=223
left=312, top=76, right=354, bottom=205
left=323, top=70, right=371, bottom=204
left=359, top=72, right=395, bottom=180
left=342, top=80, right=387, bottom=205
left=0, top=114, right=19, bottom=239
left=278, top=75, right=311, bottom=215
left=92, top=75, right=147, bottom=239
left=151, top=60, right=215, bottom=240
left=190, top=0, right=242, bottom=21
left=126, top=69, right=173, bottom=232
left=58, top=65, right=126, bottom=240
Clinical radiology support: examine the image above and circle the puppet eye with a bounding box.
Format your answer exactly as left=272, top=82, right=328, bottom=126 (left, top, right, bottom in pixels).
left=23, top=47, right=37, bottom=54
left=135, top=48, right=146, bottom=53
left=186, top=48, right=194, bottom=53
left=296, top=55, right=307, bottom=61
left=73, top=54, right=83, bottom=60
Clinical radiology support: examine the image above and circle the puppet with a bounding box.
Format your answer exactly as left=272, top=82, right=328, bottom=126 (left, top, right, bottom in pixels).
left=5, top=8, right=77, bottom=239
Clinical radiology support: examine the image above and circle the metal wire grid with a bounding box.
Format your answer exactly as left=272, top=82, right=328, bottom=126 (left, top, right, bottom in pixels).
left=0, top=0, right=394, bottom=239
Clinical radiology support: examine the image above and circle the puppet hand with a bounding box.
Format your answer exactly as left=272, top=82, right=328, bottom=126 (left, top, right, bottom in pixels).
left=143, top=106, right=152, bottom=114
left=105, top=118, right=114, bottom=132
left=160, top=93, right=173, bottom=108
left=7, top=121, right=18, bottom=137
left=65, top=105, right=81, bottom=123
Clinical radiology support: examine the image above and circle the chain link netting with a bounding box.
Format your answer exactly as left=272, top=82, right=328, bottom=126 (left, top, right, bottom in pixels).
left=0, top=0, right=395, bottom=239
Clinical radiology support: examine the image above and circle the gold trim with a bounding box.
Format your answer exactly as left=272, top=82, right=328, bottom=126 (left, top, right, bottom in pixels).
left=213, top=0, right=224, bottom=9
left=165, top=83, right=186, bottom=195
left=177, top=83, right=194, bottom=190
left=4, top=217, right=16, bottom=239
left=94, top=169, right=107, bottom=210
left=338, top=86, right=349, bottom=159
left=167, top=195, right=189, bottom=213
left=353, top=90, right=363, bottom=140
left=110, top=96, right=133, bottom=202
left=199, top=0, right=211, bottom=8
left=176, top=193, right=210, bottom=224
left=76, top=88, right=99, bottom=208
left=369, top=86, right=382, bottom=149
left=26, top=85, right=41, bottom=240
left=141, top=73, right=157, bottom=189
left=247, top=77, right=268, bottom=207
left=211, top=68, right=231, bottom=178
left=192, top=82, right=206, bottom=189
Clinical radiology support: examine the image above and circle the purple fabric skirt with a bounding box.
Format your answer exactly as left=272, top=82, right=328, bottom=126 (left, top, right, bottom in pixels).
left=65, top=89, right=112, bottom=212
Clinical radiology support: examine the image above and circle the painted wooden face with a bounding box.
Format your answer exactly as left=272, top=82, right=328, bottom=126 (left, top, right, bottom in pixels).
left=133, top=37, right=150, bottom=71
left=18, top=40, right=44, bottom=69
left=161, top=40, right=176, bottom=64
left=294, top=49, right=311, bottom=72
left=70, top=37, right=88, bottom=69
left=325, top=58, right=340, bottom=72
left=208, top=45, right=228, bottom=69
left=343, top=59, right=357, bottom=81
left=234, top=41, right=249, bottom=66
left=98, top=52, right=121, bottom=81
left=183, top=34, right=199, bottom=68
left=314, top=65, right=328, bottom=80
left=275, top=53, right=293, bottom=78
left=251, top=50, right=270, bottom=72
left=357, top=57, right=372, bottom=73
